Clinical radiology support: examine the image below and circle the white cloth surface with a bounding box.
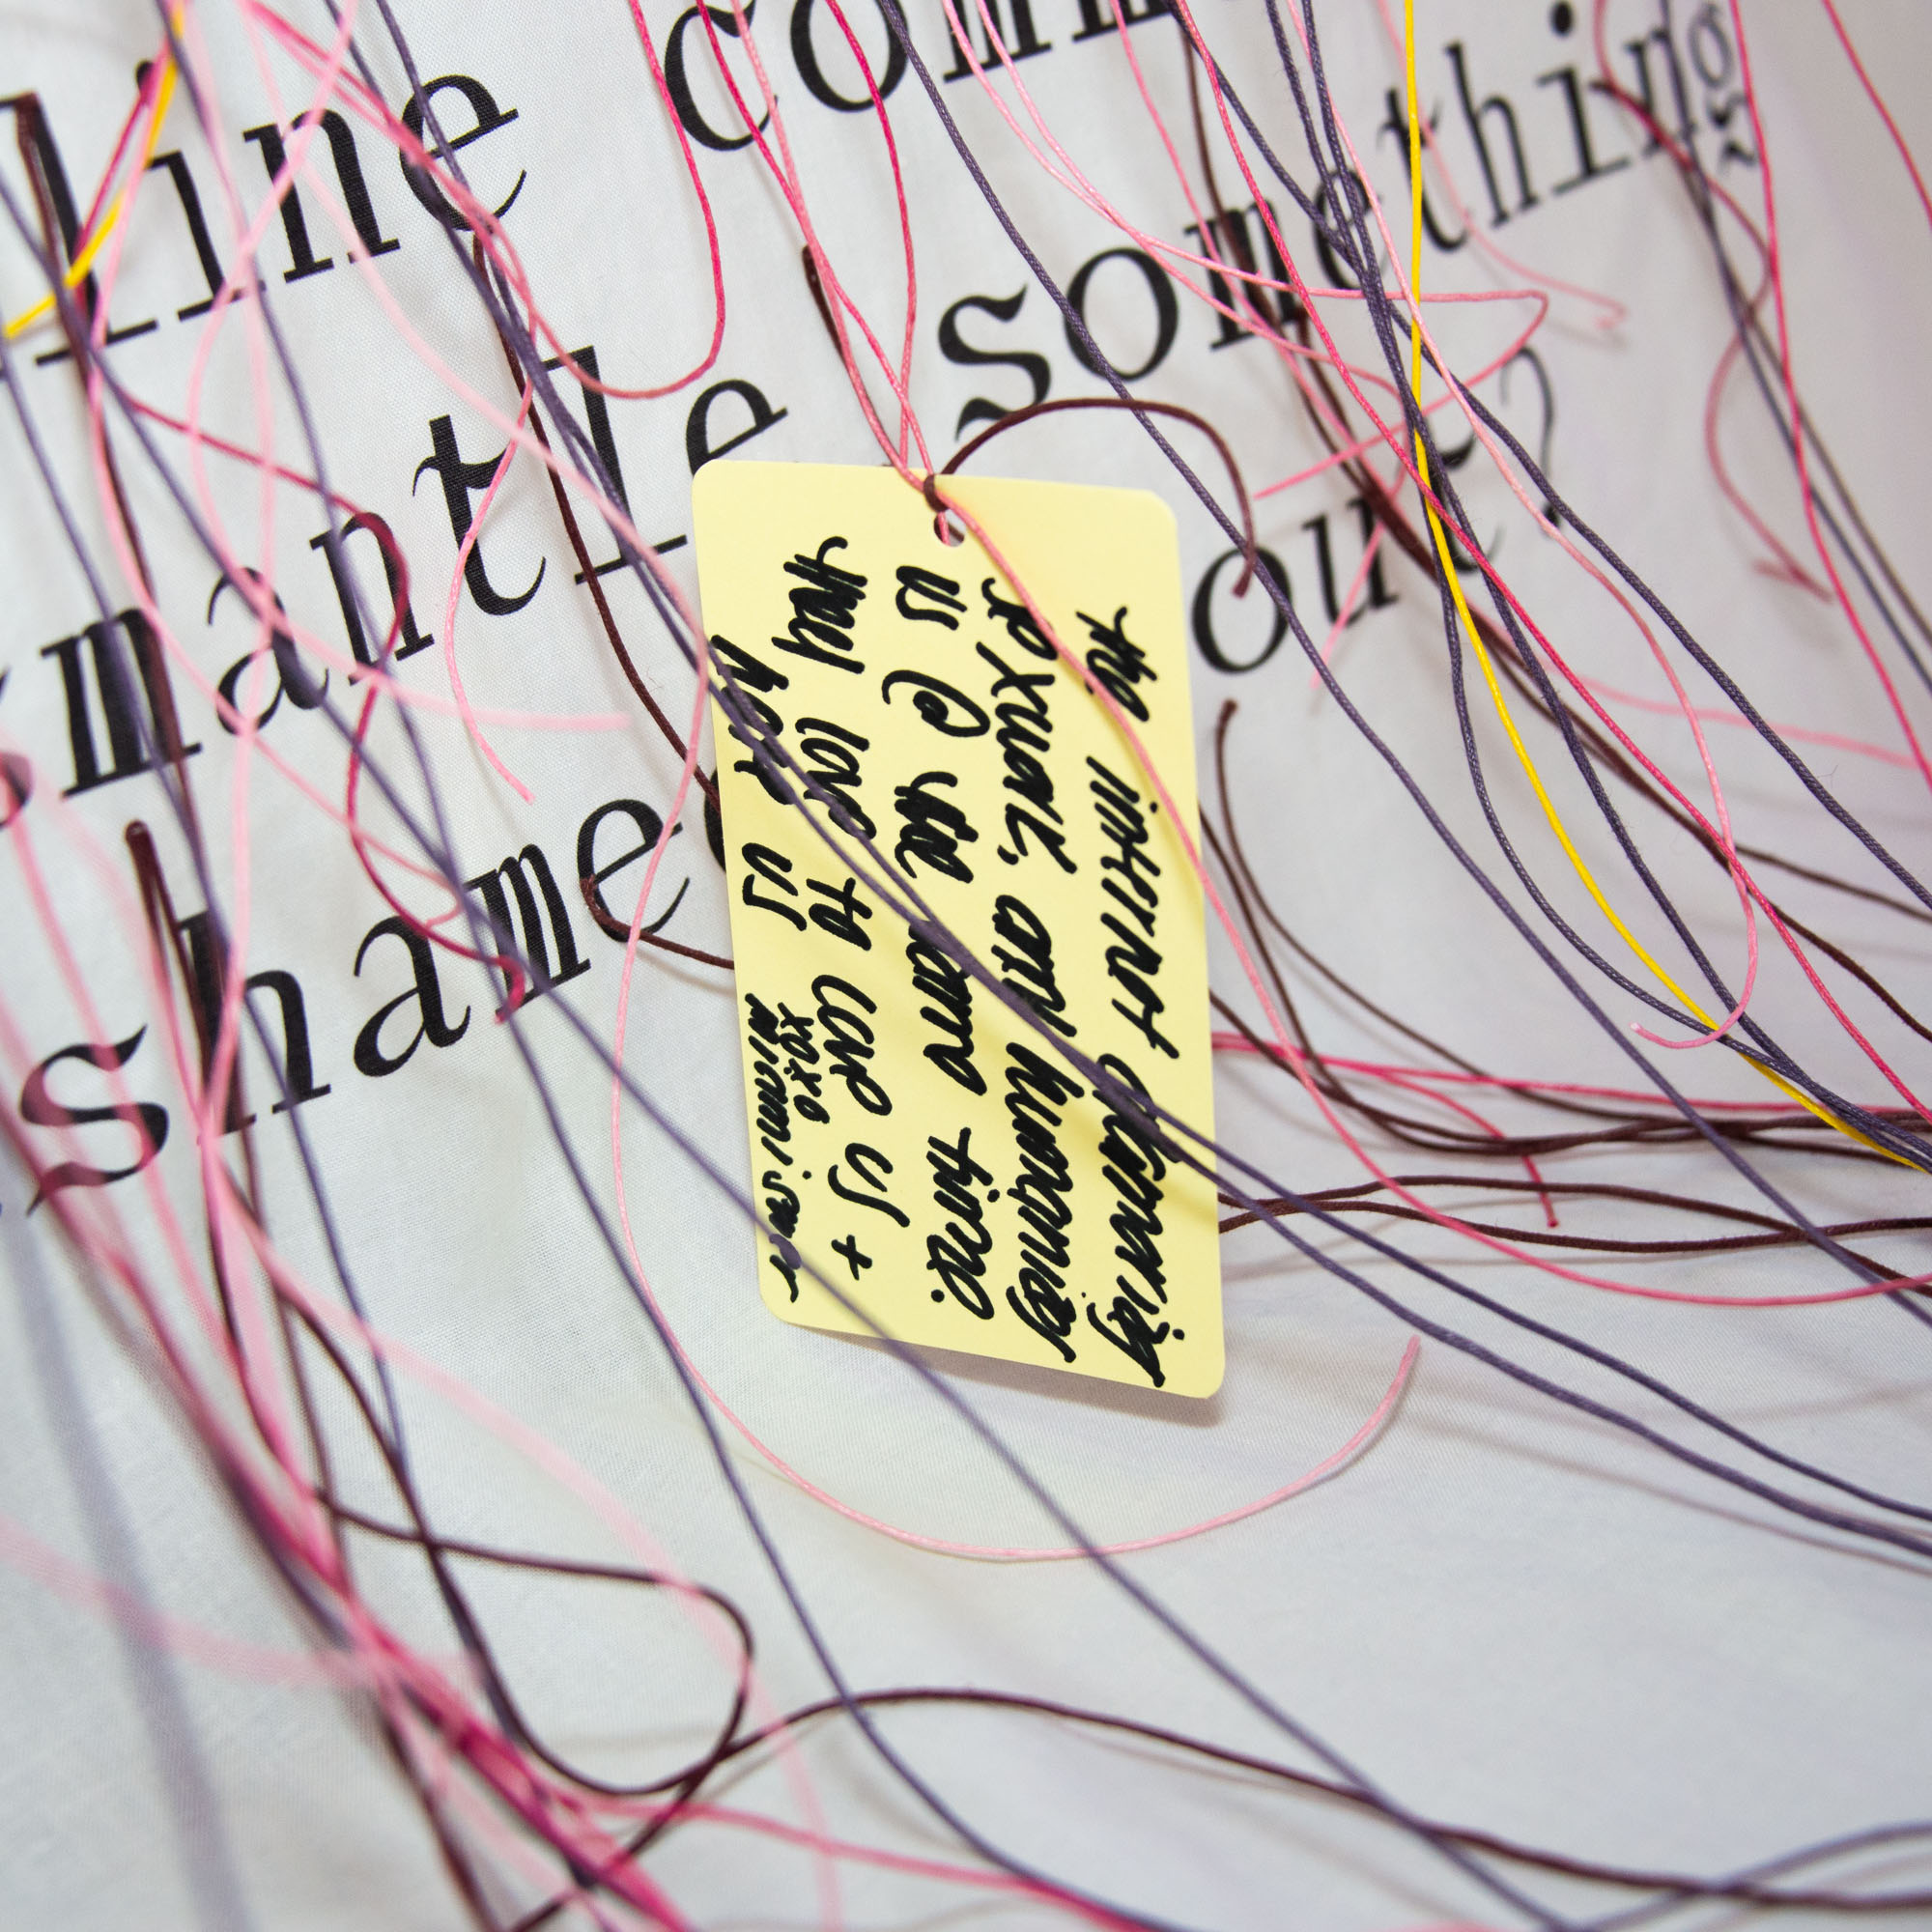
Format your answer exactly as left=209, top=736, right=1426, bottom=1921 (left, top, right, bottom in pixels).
left=1, top=1, right=1929, bottom=1925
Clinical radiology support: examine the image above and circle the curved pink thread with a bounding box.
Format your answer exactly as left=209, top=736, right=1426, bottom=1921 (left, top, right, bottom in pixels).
left=1581, top=2, right=1833, bottom=595
left=594, top=558, right=1417, bottom=1561
left=1815, top=0, right=1932, bottom=240
left=1240, top=33, right=1932, bottom=1090
left=1725, top=0, right=1932, bottom=801
left=436, top=374, right=537, bottom=804
left=984, top=0, right=1928, bottom=1268
left=1213, top=1037, right=1831, bottom=1116
left=1310, top=470, right=1394, bottom=687
left=1369, top=0, right=1626, bottom=329
left=686, top=0, right=932, bottom=469
left=44, top=20, right=861, bottom=1919
left=941, top=0, right=1549, bottom=454
left=1315, top=72, right=1932, bottom=1090
left=0, top=1513, right=462, bottom=1690
left=1235, top=12, right=1769, bottom=1058
left=34, top=7, right=1932, bottom=1917
left=1577, top=669, right=1916, bottom=771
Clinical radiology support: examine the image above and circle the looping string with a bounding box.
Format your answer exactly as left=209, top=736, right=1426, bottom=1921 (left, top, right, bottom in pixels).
left=939, top=394, right=1260, bottom=595
left=7, top=0, right=1932, bottom=1922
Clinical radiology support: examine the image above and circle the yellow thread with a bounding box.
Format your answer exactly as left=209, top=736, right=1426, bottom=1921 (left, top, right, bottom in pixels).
left=1400, top=0, right=1889, bottom=1157
left=6, top=51, right=179, bottom=340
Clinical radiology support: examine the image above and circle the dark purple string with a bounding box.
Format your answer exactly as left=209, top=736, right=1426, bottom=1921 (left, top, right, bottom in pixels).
left=4, top=9, right=1927, bottom=1922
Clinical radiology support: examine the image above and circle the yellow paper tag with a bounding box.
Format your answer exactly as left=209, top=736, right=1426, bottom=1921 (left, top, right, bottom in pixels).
left=693, top=461, right=1222, bottom=1397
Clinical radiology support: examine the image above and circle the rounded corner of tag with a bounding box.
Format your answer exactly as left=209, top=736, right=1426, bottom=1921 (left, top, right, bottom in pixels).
left=756, top=1264, right=810, bottom=1326
left=690, top=459, right=732, bottom=520
left=1119, top=486, right=1180, bottom=546
left=1174, top=1343, right=1225, bottom=1400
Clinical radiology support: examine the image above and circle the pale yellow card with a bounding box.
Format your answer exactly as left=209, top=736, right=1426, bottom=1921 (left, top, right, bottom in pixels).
left=693, top=461, right=1222, bottom=1396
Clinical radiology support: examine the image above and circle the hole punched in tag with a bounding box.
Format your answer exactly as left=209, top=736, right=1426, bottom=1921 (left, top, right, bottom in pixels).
left=921, top=470, right=967, bottom=547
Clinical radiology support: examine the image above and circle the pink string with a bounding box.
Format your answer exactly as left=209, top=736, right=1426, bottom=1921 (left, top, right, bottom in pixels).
left=1213, top=1037, right=1825, bottom=1116
left=1582, top=1, right=1834, bottom=597
left=1815, top=0, right=1932, bottom=240
left=977, top=0, right=1931, bottom=1278
left=0, top=1513, right=459, bottom=1690
left=1310, top=478, right=1393, bottom=687
left=435, top=373, right=538, bottom=804
left=1238, top=34, right=1932, bottom=1099
left=593, top=623, right=1418, bottom=1557
left=684, top=0, right=932, bottom=469
left=34, top=22, right=876, bottom=1922
left=1369, top=0, right=1627, bottom=329
left=21, top=5, right=1931, bottom=1914
left=1346, top=87, right=1932, bottom=1095
left=1724, top=0, right=1932, bottom=801
left=1577, top=670, right=1918, bottom=772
